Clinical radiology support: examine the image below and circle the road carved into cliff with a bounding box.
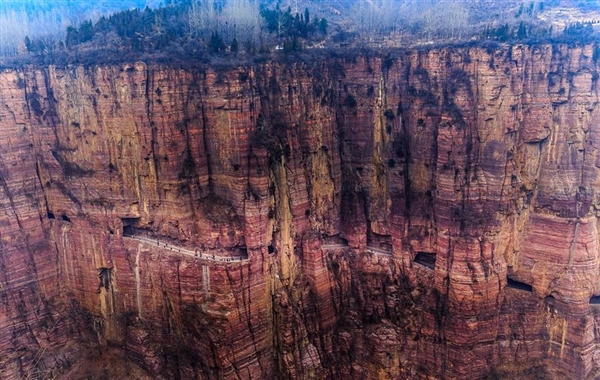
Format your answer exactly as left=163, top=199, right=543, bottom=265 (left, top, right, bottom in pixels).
left=365, top=246, right=393, bottom=256
left=321, top=243, right=393, bottom=257
left=123, top=234, right=248, bottom=263
left=321, top=243, right=348, bottom=250
left=125, top=234, right=390, bottom=263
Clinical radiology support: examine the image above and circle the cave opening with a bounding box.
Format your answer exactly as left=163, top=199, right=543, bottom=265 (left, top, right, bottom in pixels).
left=61, top=214, right=71, bottom=222
left=590, top=295, right=600, bottom=305
left=268, top=244, right=275, bottom=254
left=123, top=225, right=134, bottom=236
left=322, top=234, right=349, bottom=246
left=367, top=230, right=392, bottom=251
left=47, top=211, right=55, bottom=219
left=122, top=217, right=141, bottom=236
left=414, top=252, right=436, bottom=270
left=506, top=277, right=533, bottom=292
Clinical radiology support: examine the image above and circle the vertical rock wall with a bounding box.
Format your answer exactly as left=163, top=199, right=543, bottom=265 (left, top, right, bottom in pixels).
left=0, top=43, right=599, bottom=379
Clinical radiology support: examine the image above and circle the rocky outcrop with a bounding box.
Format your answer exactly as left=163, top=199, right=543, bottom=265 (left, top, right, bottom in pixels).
left=1, top=43, right=600, bottom=379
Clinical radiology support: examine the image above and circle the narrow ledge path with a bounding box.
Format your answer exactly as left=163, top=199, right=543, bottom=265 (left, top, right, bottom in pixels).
left=365, top=246, right=393, bottom=256
left=321, top=243, right=393, bottom=256
left=123, top=234, right=248, bottom=263
left=124, top=234, right=392, bottom=263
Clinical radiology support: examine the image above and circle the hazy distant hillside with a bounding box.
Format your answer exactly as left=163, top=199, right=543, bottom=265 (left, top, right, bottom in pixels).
left=0, top=0, right=162, bottom=56
left=0, top=0, right=162, bottom=12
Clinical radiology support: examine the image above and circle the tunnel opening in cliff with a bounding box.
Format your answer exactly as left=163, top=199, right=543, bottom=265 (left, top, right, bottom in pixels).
left=591, top=295, right=600, bottom=305
left=237, top=247, right=248, bottom=259
left=367, top=230, right=392, bottom=252
left=414, top=252, right=436, bottom=269
left=506, top=277, right=533, bottom=292
left=122, top=217, right=140, bottom=236
left=322, top=234, right=349, bottom=247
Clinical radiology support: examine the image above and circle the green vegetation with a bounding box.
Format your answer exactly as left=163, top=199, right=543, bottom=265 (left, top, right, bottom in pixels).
left=1, top=0, right=600, bottom=66
left=2, top=0, right=330, bottom=65
left=0, top=0, right=162, bottom=57
left=260, top=5, right=327, bottom=38
left=208, top=31, right=226, bottom=53
left=259, top=4, right=328, bottom=53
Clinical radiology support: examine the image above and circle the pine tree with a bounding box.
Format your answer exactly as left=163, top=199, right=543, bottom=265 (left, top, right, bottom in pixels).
left=517, top=22, right=527, bottom=39
left=318, top=18, right=328, bottom=35
left=24, top=36, right=32, bottom=53
left=208, top=31, right=225, bottom=53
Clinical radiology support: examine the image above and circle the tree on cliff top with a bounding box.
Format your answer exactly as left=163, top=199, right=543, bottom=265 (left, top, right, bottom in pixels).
left=4, top=0, right=600, bottom=65
left=188, top=0, right=262, bottom=48
left=230, top=37, right=239, bottom=53
left=208, top=31, right=226, bottom=53
left=259, top=3, right=328, bottom=42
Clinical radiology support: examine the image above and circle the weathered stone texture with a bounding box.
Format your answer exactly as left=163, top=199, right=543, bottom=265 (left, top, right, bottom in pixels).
left=1, top=43, right=600, bottom=379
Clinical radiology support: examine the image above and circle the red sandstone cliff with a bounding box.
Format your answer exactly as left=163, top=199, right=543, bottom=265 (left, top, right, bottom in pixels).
left=1, top=43, right=600, bottom=379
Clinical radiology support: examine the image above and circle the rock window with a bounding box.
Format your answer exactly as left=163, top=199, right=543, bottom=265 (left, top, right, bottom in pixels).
left=122, top=217, right=140, bottom=235
left=414, top=252, right=436, bottom=270
left=506, top=277, right=533, bottom=292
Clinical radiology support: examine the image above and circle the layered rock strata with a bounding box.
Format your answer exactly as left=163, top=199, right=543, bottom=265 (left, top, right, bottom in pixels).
left=0, top=43, right=600, bottom=379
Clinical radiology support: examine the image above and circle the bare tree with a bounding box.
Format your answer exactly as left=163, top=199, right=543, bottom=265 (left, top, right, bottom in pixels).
left=221, top=0, right=262, bottom=43
left=188, top=0, right=262, bottom=49
left=350, top=0, right=402, bottom=40
left=444, top=2, right=469, bottom=40
left=0, top=6, right=68, bottom=57
left=348, top=0, right=471, bottom=44
left=0, top=9, right=29, bottom=56
left=0, top=1, right=159, bottom=58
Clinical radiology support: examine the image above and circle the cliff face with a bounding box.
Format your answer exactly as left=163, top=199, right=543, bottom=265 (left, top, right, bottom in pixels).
left=1, top=44, right=600, bottom=379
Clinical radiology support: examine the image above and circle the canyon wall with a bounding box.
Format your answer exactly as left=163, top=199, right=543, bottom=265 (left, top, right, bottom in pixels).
left=1, top=43, right=600, bottom=379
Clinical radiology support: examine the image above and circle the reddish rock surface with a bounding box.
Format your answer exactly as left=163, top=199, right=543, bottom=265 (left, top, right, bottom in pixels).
left=1, top=44, right=600, bottom=379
